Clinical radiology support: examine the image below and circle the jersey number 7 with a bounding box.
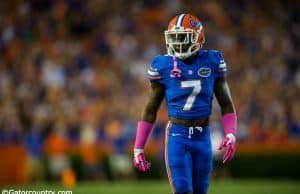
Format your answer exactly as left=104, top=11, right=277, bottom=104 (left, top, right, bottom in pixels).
left=181, top=80, right=201, bottom=111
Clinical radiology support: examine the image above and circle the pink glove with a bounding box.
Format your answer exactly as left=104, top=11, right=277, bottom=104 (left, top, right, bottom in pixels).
left=218, top=133, right=236, bottom=163
left=133, top=149, right=151, bottom=172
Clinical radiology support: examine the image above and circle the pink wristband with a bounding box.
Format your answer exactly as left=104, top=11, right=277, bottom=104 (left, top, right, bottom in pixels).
left=134, top=121, right=154, bottom=149
left=222, top=113, right=237, bottom=135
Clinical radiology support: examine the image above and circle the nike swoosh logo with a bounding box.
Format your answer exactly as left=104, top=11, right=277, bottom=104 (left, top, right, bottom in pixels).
left=171, top=133, right=181, bottom=137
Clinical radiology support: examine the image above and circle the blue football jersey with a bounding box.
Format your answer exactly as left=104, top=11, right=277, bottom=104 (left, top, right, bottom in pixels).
left=147, top=50, right=227, bottom=119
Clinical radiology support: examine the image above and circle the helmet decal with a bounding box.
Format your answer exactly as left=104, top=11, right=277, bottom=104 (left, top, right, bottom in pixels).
left=189, top=19, right=202, bottom=29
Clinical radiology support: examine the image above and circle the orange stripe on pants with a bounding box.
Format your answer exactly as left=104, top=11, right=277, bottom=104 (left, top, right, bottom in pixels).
left=165, top=121, right=176, bottom=193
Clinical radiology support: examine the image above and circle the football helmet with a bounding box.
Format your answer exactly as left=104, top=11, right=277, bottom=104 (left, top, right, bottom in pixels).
left=165, top=14, right=205, bottom=60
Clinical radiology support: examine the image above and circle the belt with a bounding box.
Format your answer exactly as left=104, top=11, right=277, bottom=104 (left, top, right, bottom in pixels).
left=169, top=117, right=209, bottom=127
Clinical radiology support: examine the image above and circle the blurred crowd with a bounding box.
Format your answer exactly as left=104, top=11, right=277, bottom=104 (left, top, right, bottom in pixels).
left=0, top=0, right=299, bottom=181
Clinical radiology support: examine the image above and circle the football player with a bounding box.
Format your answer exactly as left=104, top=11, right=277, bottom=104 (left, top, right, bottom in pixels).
left=133, top=14, right=237, bottom=194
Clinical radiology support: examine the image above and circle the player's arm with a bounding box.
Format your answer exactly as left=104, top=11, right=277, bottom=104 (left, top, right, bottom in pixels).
left=214, top=76, right=237, bottom=163
left=133, top=82, right=165, bottom=172
left=142, top=82, right=165, bottom=123
left=214, top=76, right=235, bottom=114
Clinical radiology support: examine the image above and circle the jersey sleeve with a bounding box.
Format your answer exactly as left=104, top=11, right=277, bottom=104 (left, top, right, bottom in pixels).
left=213, top=51, right=227, bottom=77
left=147, top=56, right=163, bottom=83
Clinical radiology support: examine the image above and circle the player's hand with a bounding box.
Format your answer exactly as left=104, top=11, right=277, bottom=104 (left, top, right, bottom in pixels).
left=133, top=149, right=151, bottom=172
left=218, top=133, right=236, bottom=163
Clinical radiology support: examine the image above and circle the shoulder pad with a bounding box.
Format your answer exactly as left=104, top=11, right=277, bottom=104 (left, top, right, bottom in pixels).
left=207, top=50, right=227, bottom=74
left=147, top=55, right=169, bottom=81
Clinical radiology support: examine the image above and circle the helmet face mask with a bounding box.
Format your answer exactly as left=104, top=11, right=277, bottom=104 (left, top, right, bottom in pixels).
left=164, top=14, right=205, bottom=60
left=165, top=30, right=200, bottom=59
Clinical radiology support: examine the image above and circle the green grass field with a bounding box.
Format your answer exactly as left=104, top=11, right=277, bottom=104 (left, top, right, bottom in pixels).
left=2, top=179, right=300, bottom=194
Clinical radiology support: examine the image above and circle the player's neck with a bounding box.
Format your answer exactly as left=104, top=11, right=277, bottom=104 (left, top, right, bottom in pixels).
left=182, top=52, right=198, bottom=65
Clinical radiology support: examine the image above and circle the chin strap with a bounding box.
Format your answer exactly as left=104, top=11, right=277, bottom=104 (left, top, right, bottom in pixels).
left=170, top=56, right=182, bottom=78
